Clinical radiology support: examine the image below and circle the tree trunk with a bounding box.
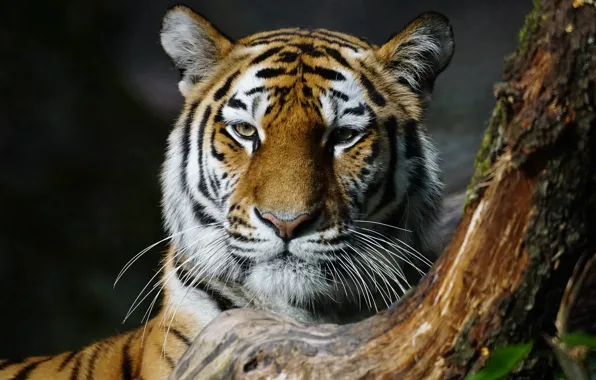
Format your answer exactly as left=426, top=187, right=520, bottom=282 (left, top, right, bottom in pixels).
left=170, top=0, right=596, bottom=378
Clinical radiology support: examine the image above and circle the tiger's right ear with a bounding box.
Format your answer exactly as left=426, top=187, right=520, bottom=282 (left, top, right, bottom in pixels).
left=160, top=5, right=233, bottom=97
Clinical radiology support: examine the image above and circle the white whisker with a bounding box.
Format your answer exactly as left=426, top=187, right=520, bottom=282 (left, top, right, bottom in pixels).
left=114, top=223, right=221, bottom=288
left=338, top=247, right=375, bottom=311
left=353, top=219, right=412, bottom=233
left=161, top=239, right=229, bottom=354
left=351, top=228, right=416, bottom=274
left=348, top=240, right=404, bottom=301
left=356, top=226, right=433, bottom=270
left=124, top=227, right=224, bottom=322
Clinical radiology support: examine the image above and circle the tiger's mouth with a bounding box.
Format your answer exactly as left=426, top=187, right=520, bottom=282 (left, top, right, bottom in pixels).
left=231, top=247, right=330, bottom=273
left=278, top=250, right=292, bottom=260
left=255, top=249, right=315, bottom=264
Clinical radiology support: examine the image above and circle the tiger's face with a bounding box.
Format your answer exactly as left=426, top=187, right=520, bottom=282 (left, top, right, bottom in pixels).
left=160, top=6, right=453, bottom=314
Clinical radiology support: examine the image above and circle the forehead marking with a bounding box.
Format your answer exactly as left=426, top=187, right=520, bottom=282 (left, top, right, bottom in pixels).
left=221, top=48, right=373, bottom=134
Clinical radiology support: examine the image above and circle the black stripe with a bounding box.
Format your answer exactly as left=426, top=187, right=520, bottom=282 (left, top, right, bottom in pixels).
left=248, top=31, right=362, bottom=52
left=162, top=348, right=175, bottom=369
left=291, top=42, right=314, bottom=51
left=289, top=43, right=325, bottom=57
left=169, top=327, right=193, bottom=347
left=248, top=37, right=291, bottom=46
left=210, top=172, right=222, bottom=202
left=211, top=128, right=225, bottom=162
left=214, top=71, right=240, bottom=100
left=197, top=106, right=214, bottom=201
left=379, top=120, right=428, bottom=231
left=213, top=107, right=224, bottom=123
left=272, top=85, right=291, bottom=97
left=13, top=358, right=51, bottom=380
left=314, top=30, right=369, bottom=48
left=302, top=86, right=313, bottom=97
left=245, top=86, right=266, bottom=96
left=324, top=47, right=352, bottom=68
left=69, top=354, right=82, bottom=380
left=256, top=67, right=286, bottom=79
left=404, top=120, right=428, bottom=192
left=363, top=127, right=379, bottom=165
left=307, top=33, right=361, bottom=51
left=404, top=119, right=421, bottom=159
left=189, top=106, right=216, bottom=224
left=231, top=253, right=254, bottom=272
left=248, top=30, right=308, bottom=44
left=0, top=358, right=25, bottom=372
left=251, top=46, right=284, bottom=65
left=86, top=344, right=103, bottom=380
left=210, top=107, right=227, bottom=166
left=361, top=74, right=386, bottom=107
left=227, top=97, right=247, bottom=110
left=304, top=49, right=325, bottom=57
left=342, top=104, right=365, bottom=116
left=329, top=89, right=349, bottom=101
left=303, top=64, right=345, bottom=81
left=58, top=351, right=78, bottom=371
left=192, top=201, right=218, bottom=225
left=196, top=282, right=236, bottom=311
left=250, top=30, right=304, bottom=40
left=378, top=117, right=399, bottom=207
left=175, top=264, right=198, bottom=288
left=180, top=102, right=200, bottom=193
left=228, top=231, right=264, bottom=243
left=175, top=266, right=236, bottom=312
left=276, top=51, right=299, bottom=63
left=121, top=334, right=135, bottom=380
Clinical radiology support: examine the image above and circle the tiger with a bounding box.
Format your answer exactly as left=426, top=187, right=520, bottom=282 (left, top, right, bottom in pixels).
left=0, top=4, right=454, bottom=379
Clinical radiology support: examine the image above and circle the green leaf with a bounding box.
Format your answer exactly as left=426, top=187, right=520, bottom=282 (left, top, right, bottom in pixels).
left=465, top=342, right=534, bottom=380
left=560, top=333, right=596, bottom=349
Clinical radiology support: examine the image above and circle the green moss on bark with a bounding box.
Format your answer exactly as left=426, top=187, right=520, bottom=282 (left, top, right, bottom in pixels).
left=463, top=99, right=508, bottom=209
left=518, top=0, right=544, bottom=55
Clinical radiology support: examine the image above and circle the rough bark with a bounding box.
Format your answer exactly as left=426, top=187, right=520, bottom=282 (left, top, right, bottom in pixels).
left=170, top=0, right=596, bottom=378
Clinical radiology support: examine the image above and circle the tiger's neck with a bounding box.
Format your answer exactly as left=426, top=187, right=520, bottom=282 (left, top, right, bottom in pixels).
left=161, top=245, right=381, bottom=330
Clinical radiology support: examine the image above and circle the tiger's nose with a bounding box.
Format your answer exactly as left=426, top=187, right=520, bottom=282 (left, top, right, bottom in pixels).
left=255, top=209, right=316, bottom=240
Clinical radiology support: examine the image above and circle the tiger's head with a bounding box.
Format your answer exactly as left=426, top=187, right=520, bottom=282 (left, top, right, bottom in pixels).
left=159, top=5, right=454, bottom=319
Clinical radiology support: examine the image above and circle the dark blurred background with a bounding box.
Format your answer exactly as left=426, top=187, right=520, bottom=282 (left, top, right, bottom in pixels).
left=0, top=0, right=530, bottom=357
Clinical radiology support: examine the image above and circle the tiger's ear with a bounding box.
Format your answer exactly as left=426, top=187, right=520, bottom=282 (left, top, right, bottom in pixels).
left=160, top=5, right=233, bottom=97
left=377, top=12, right=454, bottom=96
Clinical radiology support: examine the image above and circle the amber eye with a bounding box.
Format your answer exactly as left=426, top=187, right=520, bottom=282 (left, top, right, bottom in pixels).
left=233, top=123, right=257, bottom=138
left=330, top=127, right=358, bottom=145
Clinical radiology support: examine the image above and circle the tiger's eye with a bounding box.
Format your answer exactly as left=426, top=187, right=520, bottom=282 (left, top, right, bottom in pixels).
left=233, top=123, right=257, bottom=138
left=332, top=127, right=357, bottom=144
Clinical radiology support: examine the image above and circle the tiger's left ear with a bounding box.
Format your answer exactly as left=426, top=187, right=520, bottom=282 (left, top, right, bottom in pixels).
left=160, top=5, right=233, bottom=97
left=377, top=12, right=454, bottom=96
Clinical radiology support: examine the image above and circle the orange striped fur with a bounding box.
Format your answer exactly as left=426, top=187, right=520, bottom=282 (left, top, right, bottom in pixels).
left=1, top=4, right=454, bottom=379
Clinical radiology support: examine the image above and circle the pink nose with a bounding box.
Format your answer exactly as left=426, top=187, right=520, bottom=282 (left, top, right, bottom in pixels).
left=260, top=212, right=314, bottom=240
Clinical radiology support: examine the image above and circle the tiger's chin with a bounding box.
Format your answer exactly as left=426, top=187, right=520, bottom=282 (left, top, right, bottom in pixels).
left=244, top=252, right=332, bottom=301
left=239, top=250, right=375, bottom=323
